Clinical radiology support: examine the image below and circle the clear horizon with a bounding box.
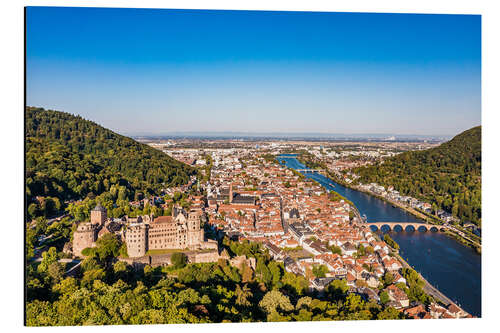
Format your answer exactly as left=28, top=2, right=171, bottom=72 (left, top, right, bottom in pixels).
left=26, top=7, right=481, bottom=137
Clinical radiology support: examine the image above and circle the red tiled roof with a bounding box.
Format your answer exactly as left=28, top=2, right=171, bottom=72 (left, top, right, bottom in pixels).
left=153, top=216, right=174, bottom=224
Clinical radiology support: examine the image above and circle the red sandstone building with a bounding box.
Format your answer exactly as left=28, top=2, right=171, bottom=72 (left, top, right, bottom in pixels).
left=125, top=207, right=216, bottom=258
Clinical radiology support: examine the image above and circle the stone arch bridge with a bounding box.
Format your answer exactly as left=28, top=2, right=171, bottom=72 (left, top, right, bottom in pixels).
left=367, top=222, right=448, bottom=232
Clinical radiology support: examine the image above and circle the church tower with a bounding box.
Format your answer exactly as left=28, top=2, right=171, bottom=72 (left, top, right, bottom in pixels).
left=229, top=183, right=233, bottom=204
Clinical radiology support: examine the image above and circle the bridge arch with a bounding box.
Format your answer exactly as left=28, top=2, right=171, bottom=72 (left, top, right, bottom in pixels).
left=392, top=224, right=404, bottom=232
left=416, top=225, right=429, bottom=232
left=380, top=224, right=393, bottom=231
left=403, top=224, right=416, bottom=232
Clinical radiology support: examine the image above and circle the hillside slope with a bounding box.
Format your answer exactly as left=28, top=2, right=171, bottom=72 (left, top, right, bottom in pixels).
left=26, top=107, right=195, bottom=218
left=353, top=126, right=481, bottom=225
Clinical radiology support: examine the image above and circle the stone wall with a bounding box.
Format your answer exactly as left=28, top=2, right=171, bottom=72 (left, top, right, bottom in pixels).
left=187, top=250, right=228, bottom=264
left=199, top=239, right=218, bottom=250
left=118, top=249, right=228, bottom=269
left=230, top=255, right=256, bottom=270
left=150, top=254, right=173, bottom=266
left=118, top=256, right=151, bottom=270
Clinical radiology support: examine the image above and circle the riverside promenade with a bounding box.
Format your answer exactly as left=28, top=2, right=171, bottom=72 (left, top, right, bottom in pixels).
left=395, top=253, right=470, bottom=315
left=353, top=184, right=481, bottom=250
left=367, top=225, right=467, bottom=314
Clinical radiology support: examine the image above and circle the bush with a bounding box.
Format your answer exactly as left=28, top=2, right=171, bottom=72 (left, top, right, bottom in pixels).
left=379, top=291, right=390, bottom=305
left=171, top=252, right=187, bottom=269
left=81, top=247, right=96, bottom=257
left=384, top=234, right=400, bottom=250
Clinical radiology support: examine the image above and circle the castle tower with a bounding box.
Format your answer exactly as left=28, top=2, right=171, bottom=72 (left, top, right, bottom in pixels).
left=187, top=211, right=201, bottom=231
left=125, top=224, right=148, bottom=257
left=73, top=222, right=98, bottom=257
left=91, top=204, right=107, bottom=226
left=187, top=211, right=203, bottom=248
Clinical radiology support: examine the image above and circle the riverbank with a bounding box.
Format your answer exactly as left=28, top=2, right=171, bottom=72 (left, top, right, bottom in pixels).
left=367, top=227, right=471, bottom=316
left=351, top=185, right=481, bottom=253
left=360, top=221, right=470, bottom=315
left=443, top=229, right=481, bottom=253
left=351, top=185, right=430, bottom=220
left=316, top=169, right=482, bottom=253
left=295, top=153, right=481, bottom=247
left=394, top=252, right=468, bottom=313
left=276, top=155, right=481, bottom=316
left=279, top=155, right=457, bottom=308
left=293, top=154, right=428, bottom=223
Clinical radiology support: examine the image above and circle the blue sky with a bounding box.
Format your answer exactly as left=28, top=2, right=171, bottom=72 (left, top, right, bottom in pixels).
left=26, top=7, right=481, bottom=136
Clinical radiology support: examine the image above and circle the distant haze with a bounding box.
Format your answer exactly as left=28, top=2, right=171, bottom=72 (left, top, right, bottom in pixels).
left=129, top=131, right=451, bottom=141
left=26, top=8, right=481, bottom=137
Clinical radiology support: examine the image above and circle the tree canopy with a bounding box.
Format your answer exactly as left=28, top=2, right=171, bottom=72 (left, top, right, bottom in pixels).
left=26, top=107, right=196, bottom=219
left=354, top=126, right=481, bottom=225
left=26, top=237, right=405, bottom=326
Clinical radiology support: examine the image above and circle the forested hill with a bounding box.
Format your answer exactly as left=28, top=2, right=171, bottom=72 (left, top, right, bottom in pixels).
left=26, top=107, right=196, bottom=219
left=353, top=126, right=481, bottom=225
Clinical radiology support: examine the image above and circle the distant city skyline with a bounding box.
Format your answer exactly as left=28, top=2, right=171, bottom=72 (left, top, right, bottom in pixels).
left=26, top=7, right=481, bottom=137
left=127, top=131, right=452, bottom=141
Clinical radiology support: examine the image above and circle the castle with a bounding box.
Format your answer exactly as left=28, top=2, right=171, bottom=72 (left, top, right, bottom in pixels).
left=125, top=206, right=217, bottom=258
left=72, top=204, right=107, bottom=257
left=72, top=204, right=217, bottom=258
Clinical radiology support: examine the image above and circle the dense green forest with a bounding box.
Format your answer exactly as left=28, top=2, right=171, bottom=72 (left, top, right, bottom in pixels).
left=353, top=126, right=481, bottom=226
left=26, top=107, right=196, bottom=219
left=26, top=237, right=405, bottom=326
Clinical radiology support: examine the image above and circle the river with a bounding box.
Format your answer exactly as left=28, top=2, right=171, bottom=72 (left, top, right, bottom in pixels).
left=276, top=154, right=481, bottom=317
